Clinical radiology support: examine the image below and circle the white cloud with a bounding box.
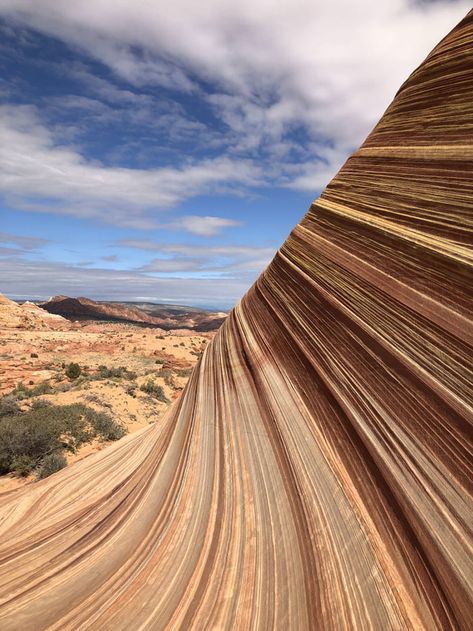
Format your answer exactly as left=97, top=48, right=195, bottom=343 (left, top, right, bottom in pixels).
left=0, top=231, right=48, bottom=250
left=0, top=104, right=261, bottom=228
left=121, top=240, right=276, bottom=275
left=121, top=240, right=275, bottom=259
left=0, top=0, right=469, bottom=193
left=154, top=215, right=241, bottom=237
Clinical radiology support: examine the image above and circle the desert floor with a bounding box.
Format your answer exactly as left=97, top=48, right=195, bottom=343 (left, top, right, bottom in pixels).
left=0, top=321, right=212, bottom=493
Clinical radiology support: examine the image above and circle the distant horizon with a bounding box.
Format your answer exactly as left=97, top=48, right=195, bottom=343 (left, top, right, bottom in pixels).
left=5, top=291, right=230, bottom=313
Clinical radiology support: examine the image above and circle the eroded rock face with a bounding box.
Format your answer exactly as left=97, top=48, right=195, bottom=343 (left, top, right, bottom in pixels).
left=0, top=13, right=472, bottom=630
left=0, top=293, right=69, bottom=330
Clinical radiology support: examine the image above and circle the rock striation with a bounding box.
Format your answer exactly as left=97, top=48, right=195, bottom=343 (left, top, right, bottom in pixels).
left=0, top=12, right=472, bottom=631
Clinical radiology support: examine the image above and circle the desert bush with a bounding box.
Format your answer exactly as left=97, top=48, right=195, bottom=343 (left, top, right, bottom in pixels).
left=12, top=382, right=28, bottom=400
left=88, top=409, right=126, bottom=440
left=10, top=381, right=53, bottom=400
left=95, top=365, right=137, bottom=380
left=139, top=380, right=169, bottom=403
left=11, top=454, right=37, bottom=477
left=0, top=411, right=62, bottom=475
left=30, top=352, right=38, bottom=358
left=31, top=399, right=52, bottom=410
left=176, top=368, right=193, bottom=378
left=156, top=367, right=175, bottom=388
left=65, top=362, right=81, bottom=380
left=126, top=385, right=137, bottom=398
left=0, top=402, right=127, bottom=477
left=37, top=453, right=67, bottom=479
left=0, top=395, right=20, bottom=417
left=30, top=381, right=53, bottom=396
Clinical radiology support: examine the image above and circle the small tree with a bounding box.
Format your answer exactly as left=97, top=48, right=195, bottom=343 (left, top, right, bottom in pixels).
left=65, top=362, right=81, bottom=380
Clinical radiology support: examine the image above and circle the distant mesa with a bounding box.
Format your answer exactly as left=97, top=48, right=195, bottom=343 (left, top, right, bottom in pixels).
left=39, top=295, right=227, bottom=332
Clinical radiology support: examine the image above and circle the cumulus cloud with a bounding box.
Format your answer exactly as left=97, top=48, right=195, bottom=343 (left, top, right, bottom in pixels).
left=155, top=215, right=241, bottom=237
left=0, top=0, right=469, bottom=192
left=0, top=104, right=260, bottom=228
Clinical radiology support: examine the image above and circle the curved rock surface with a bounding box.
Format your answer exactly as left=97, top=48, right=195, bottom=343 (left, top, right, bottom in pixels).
left=0, top=12, right=472, bottom=631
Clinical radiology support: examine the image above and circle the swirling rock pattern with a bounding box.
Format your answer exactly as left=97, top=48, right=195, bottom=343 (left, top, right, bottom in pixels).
left=0, top=12, right=472, bottom=631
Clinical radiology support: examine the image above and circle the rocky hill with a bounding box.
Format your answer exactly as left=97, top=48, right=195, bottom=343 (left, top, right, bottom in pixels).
left=0, top=293, right=69, bottom=330
left=40, top=295, right=227, bottom=331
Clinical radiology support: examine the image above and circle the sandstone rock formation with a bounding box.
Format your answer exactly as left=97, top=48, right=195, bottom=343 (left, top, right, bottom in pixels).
left=0, top=293, right=69, bottom=330
left=0, top=13, right=472, bottom=630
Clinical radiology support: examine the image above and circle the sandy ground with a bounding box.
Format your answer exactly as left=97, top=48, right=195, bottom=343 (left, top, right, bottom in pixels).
left=0, top=321, right=212, bottom=493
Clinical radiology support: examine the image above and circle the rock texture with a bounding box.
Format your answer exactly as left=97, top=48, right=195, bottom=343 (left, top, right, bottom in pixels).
left=0, top=13, right=472, bottom=631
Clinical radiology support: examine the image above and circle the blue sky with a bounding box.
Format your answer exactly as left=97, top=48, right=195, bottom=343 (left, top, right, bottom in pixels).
left=0, top=0, right=469, bottom=309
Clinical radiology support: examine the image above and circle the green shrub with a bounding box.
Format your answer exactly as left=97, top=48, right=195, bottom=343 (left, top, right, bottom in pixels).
left=139, top=380, right=169, bottom=403
left=12, top=382, right=29, bottom=400
left=0, top=395, right=20, bottom=417
left=0, top=402, right=127, bottom=477
left=87, top=408, right=126, bottom=441
left=95, top=365, right=137, bottom=380
left=11, top=454, right=37, bottom=477
left=30, top=352, right=38, bottom=358
left=176, top=368, right=193, bottom=377
left=31, top=399, right=51, bottom=410
left=11, top=380, right=53, bottom=399
left=37, top=453, right=67, bottom=479
left=65, top=363, right=81, bottom=380
left=0, top=410, right=61, bottom=475
left=30, top=381, right=53, bottom=396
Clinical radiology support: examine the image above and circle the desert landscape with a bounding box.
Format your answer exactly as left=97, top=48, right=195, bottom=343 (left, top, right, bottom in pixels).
left=0, top=292, right=215, bottom=492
